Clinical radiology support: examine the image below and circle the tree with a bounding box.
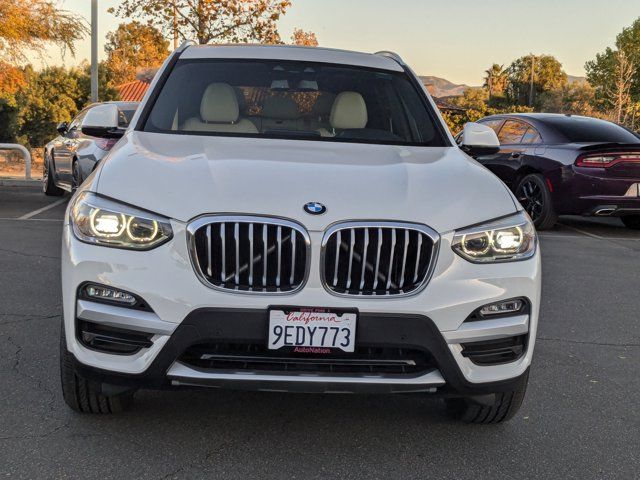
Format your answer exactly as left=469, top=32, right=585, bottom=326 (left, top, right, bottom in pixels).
left=0, top=0, right=87, bottom=63
left=615, top=18, right=640, bottom=99
left=0, top=63, right=27, bottom=142
left=291, top=28, right=318, bottom=47
left=15, top=66, right=83, bottom=147
left=586, top=18, right=640, bottom=124
left=9, top=64, right=119, bottom=148
left=105, top=22, right=170, bottom=85
left=507, top=54, right=567, bottom=108
left=607, top=50, right=635, bottom=123
left=76, top=62, right=121, bottom=105
left=483, top=64, right=507, bottom=101
left=109, top=0, right=292, bottom=45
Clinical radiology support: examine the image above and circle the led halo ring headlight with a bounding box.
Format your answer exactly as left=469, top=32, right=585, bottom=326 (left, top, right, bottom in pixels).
left=452, top=211, right=537, bottom=263
left=70, top=192, right=173, bottom=250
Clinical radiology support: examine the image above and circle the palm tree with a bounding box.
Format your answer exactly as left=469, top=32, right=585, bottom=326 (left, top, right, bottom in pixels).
left=484, top=64, right=508, bottom=100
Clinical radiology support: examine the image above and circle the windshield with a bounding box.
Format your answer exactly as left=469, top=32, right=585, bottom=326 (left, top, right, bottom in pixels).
left=545, top=116, right=640, bottom=143
left=118, top=107, right=137, bottom=127
left=142, top=59, right=447, bottom=146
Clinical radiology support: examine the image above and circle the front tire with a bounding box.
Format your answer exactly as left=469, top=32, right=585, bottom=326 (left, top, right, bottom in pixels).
left=621, top=215, right=640, bottom=230
left=445, top=371, right=529, bottom=424
left=515, top=174, right=557, bottom=230
left=43, top=154, right=64, bottom=197
left=71, top=159, right=83, bottom=192
left=59, top=325, right=134, bottom=414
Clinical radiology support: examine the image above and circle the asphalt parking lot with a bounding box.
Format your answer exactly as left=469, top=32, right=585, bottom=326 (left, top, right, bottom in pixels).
left=0, top=185, right=638, bottom=479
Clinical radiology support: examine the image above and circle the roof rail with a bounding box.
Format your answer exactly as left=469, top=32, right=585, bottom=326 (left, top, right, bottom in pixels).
left=374, top=51, right=405, bottom=65
left=177, top=40, right=196, bottom=52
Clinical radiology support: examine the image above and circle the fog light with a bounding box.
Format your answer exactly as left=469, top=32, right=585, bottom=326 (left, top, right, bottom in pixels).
left=84, top=284, right=136, bottom=306
left=479, top=299, right=524, bottom=317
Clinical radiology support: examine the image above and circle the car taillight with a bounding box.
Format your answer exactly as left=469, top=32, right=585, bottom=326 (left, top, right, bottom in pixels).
left=95, top=138, right=118, bottom=151
left=575, top=152, right=640, bottom=168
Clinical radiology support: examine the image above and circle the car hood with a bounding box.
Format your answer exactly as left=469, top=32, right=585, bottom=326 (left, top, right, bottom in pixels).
left=94, top=131, right=517, bottom=233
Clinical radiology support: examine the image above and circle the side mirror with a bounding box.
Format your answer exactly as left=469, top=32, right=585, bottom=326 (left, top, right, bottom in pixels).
left=459, top=122, right=500, bottom=157
left=81, top=104, right=124, bottom=138
left=56, top=122, right=69, bottom=135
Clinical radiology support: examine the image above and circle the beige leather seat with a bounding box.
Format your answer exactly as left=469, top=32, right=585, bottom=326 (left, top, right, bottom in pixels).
left=260, top=95, right=302, bottom=131
left=183, top=83, right=258, bottom=133
left=318, top=91, right=368, bottom=137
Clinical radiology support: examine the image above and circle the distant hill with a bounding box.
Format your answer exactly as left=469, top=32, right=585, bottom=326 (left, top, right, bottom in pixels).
left=419, top=76, right=477, bottom=98
left=420, top=74, right=588, bottom=98
left=567, top=75, right=587, bottom=86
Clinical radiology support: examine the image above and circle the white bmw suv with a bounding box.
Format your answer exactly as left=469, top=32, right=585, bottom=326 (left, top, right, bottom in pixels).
left=60, top=44, right=540, bottom=423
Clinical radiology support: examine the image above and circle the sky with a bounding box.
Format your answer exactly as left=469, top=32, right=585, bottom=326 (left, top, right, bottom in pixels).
left=43, top=0, right=640, bottom=86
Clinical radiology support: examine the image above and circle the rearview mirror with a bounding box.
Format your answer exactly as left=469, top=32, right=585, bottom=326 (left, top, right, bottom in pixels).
left=81, top=104, right=124, bottom=138
left=459, top=122, right=500, bottom=157
left=56, top=122, right=68, bottom=135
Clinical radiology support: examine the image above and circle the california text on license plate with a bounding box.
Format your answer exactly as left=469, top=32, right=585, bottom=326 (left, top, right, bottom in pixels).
left=268, top=308, right=357, bottom=353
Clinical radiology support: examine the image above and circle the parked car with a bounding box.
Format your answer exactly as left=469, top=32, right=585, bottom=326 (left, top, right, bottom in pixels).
left=43, top=101, right=138, bottom=195
left=59, top=44, right=540, bottom=424
left=465, top=113, right=640, bottom=229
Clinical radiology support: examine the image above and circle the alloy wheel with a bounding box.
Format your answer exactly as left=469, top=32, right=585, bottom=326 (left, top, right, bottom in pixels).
left=516, top=180, right=544, bottom=221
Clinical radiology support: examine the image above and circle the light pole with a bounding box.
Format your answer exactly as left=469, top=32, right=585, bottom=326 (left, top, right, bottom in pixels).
left=91, top=0, right=98, bottom=102
left=528, top=55, right=535, bottom=108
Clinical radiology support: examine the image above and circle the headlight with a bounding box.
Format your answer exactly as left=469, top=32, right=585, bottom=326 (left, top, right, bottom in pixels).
left=452, top=211, right=536, bottom=263
left=70, top=192, right=173, bottom=250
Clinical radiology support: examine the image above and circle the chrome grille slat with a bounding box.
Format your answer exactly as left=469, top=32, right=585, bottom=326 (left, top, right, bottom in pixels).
left=290, top=230, right=296, bottom=285
left=206, top=225, right=212, bottom=277
left=386, top=228, right=396, bottom=290
left=276, top=226, right=282, bottom=288
left=359, top=228, right=369, bottom=290
left=414, top=234, right=422, bottom=283
left=399, top=230, right=409, bottom=289
left=372, top=227, right=383, bottom=290
left=346, top=229, right=355, bottom=289
left=322, top=222, right=437, bottom=297
left=190, top=216, right=309, bottom=294
left=220, top=223, right=226, bottom=283
left=248, top=223, right=254, bottom=285
left=262, top=224, right=268, bottom=288
left=234, top=223, right=240, bottom=285
left=333, top=231, right=341, bottom=287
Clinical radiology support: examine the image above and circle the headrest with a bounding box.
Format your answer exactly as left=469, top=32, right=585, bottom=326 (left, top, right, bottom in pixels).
left=330, top=92, right=368, bottom=129
left=311, top=93, right=336, bottom=118
left=200, top=83, right=239, bottom=123
left=261, top=95, right=300, bottom=120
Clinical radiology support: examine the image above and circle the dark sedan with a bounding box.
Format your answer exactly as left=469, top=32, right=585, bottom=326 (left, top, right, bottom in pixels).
left=466, top=113, right=640, bottom=230
left=43, top=101, right=138, bottom=196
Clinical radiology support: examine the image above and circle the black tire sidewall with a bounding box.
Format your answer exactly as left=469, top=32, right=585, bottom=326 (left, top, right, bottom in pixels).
left=516, top=174, right=556, bottom=230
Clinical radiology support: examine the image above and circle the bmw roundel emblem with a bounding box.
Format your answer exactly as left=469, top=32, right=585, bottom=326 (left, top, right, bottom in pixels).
left=304, top=202, right=327, bottom=215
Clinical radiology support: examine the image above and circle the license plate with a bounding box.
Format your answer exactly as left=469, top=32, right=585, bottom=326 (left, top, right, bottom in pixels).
left=268, top=308, right=357, bottom=353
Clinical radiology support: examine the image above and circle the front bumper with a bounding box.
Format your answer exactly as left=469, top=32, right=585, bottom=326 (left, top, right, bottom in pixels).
left=62, top=217, right=541, bottom=395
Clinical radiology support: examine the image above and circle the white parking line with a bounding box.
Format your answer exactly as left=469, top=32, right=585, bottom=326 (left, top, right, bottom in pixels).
left=0, top=217, right=62, bottom=222
left=541, top=232, right=640, bottom=241
left=557, top=223, right=605, bottom=240
left=17, top=198, right=67, bottom=220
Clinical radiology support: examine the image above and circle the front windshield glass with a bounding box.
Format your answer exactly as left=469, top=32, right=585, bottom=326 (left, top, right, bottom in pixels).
left=142, top=59, right=447, bottom=146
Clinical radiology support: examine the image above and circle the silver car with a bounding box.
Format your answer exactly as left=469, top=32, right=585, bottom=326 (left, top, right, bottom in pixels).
left=43, top=101, right=138, bottom=195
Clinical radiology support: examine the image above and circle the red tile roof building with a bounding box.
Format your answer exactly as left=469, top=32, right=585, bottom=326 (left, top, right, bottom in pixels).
left=117, top=80, right=150, bottom=102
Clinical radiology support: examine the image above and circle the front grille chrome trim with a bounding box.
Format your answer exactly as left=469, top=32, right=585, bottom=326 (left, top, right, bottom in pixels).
left=320, top=221, right=440, bottom=298
left=187, top=215, right=311, bottom=296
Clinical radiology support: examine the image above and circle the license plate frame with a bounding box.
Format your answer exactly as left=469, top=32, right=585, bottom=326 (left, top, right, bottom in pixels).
left=267, top=306, right=358, bottom=353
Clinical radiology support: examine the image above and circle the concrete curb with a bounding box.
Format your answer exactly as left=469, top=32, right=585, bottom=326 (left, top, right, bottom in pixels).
left=0, top=178, right=42, bottom=187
